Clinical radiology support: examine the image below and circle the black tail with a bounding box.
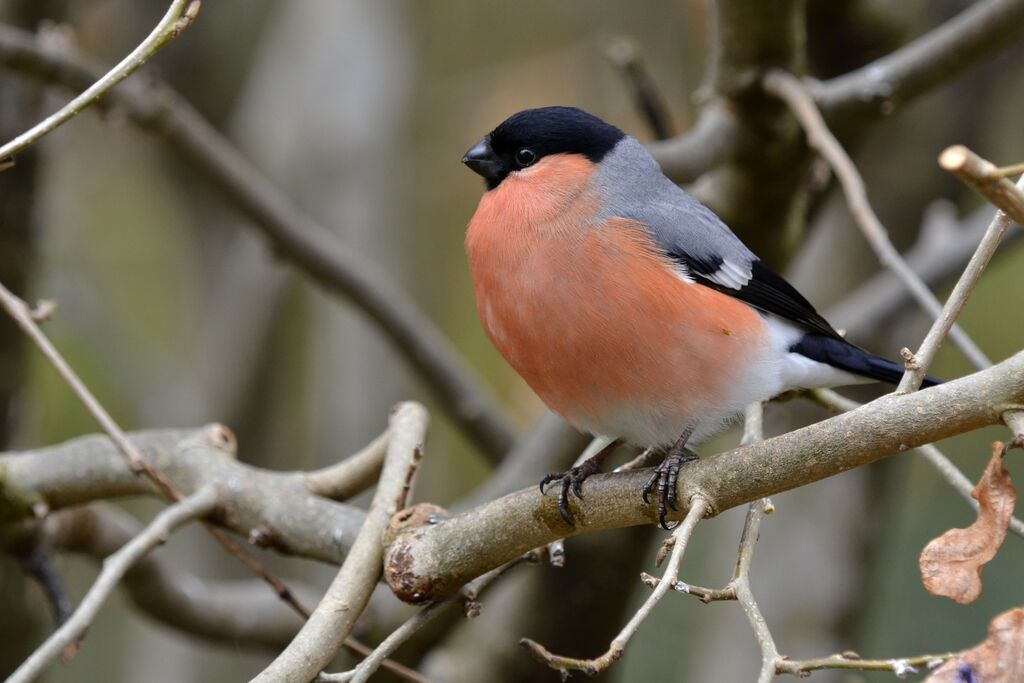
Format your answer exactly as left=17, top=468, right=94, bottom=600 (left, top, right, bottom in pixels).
left=790, top=334, right=942, bottom=388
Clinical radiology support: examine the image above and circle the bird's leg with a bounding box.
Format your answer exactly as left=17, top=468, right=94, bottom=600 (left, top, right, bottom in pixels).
left=539, top=439, right=622, bottom=525
left=642, top=426, right=698, bottom=530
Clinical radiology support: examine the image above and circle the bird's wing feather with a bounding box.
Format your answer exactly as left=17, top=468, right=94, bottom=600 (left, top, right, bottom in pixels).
left=596, top=137, right=841, bottom=339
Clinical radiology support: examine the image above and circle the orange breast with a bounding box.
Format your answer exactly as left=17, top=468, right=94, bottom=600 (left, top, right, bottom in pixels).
left=465, top=155, right=767, bottom=441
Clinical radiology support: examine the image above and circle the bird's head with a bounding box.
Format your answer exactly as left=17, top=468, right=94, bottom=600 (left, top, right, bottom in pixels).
left=462, top=107, right=625, bottom=190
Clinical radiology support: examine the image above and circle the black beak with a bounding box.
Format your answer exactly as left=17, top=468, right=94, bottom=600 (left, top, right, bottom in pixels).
left=461, top=137, right=503, bottom=180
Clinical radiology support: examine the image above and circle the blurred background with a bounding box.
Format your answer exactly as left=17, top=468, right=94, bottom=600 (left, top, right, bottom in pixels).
left=1, top=1, right=1023, bottom=681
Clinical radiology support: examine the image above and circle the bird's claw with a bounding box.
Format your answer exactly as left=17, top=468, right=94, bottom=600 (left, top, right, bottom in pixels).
left=642, top=450, right=699, bottom=530
left=539, top=460, right=604, bottom=526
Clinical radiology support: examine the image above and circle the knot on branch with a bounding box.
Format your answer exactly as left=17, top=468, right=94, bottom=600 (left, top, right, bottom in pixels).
left=383, top=503, right=450, bottom=604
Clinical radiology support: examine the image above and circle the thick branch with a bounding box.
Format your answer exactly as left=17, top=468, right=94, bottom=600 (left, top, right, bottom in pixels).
left=816, top=0, right=1024, bottom=123
left=9, top=486, right=218, bottom=683
left=0, top=23, right=515, bottom=460
left=253, top=403, right=428, bottom=683
left=383, top=352, right=1024, bottom=603
left=0, top=426, right=365, bottom=564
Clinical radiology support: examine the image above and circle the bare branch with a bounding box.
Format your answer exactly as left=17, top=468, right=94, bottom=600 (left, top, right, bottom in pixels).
left=253, top=403, right=428, bottom=683
left=605, top=37, right=674, bottom=140
left=941, top=146, right=1024, bottom=227
left=0, top=23, right=516, bottom=459
left=319, top=554, right=535, bottom=683
left=763, top=70, right=991, bottom=369
left=825, top=201, right=1021, bottom=339
left=0, top=427, right=365, bottom=564
left=809, top=388, right=1024, bottom=540
left=647, top=102, right=743, bottom=183
left=897, top=164, right=1024, bottom=391
left=0, top=280, right=313, bottom=619
left=8, top=486, right=218, bottom=683
left=520, top=498, right=709, bottom=677
left=382, top=352, right=1024, bottom=603
left=304, top=429, right=389, bottom=500
left=0, top=0, right=200, bottom=166
left=815, top=0, right=1024, bottom=123
left=776, top=651, right=958, bottom=677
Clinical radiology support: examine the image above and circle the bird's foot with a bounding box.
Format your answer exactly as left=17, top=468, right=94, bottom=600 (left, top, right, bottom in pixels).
left=539, top=458, right=606, bottom=526
left=642, top=449, right=700, bottom=530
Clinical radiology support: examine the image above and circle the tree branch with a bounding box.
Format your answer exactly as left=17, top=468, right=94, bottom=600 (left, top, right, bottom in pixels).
left=0, top=427, right=366, bottom=565
left=763, top=70, right=991, bottom=369
left=897, top=164, right=1024, bottom=391
left=825, top=201, right=1021, bottom=339
left=0, top=22, right=516, bottom=460
left=0, top=0, right=199, bottom=165
left=0, top=280, right=313, bottom=619
left=253, top=403, right=428, bottom=683
left=647, top=101, right=744, bottom=184
left=382, top=352, right=1024, bottom=603
left=815, top=0, right=1024, bottom=123
left=520, top=498, right=709, bottom=677
left=8, top=485, right=218, bottom=683
left=808, top=388, right=1024, bottom=539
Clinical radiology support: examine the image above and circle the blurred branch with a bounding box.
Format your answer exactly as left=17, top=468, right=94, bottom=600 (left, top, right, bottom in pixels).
left=0, top=0, right=199, bottom=166
left=253, top=403, right=427, bottom=683
left=8, top=485, right=218, bottom=683
left=0, top=280, right=312, bottom=620
left=826, top=201, right=1021, bottom=339
left=897, top=160, right=1024, bottom=391
left=0, top=427, right=366, bottom=564
left=605, top=37, right=674, bottom=140
left=763, top=70, right=991, bottom=370
left=17, top=546, right=73, bottom=626
left=520, top=498, right=709, bottom=677
left=815, top=0, right=1024, bottom=123
left=382, top=352, right=1024, bottom=603
left=0, top=22, right=516, bottom=461
left=809, top=388, right=1024, bottom=540
left=647, top=101, right=743, bottom=183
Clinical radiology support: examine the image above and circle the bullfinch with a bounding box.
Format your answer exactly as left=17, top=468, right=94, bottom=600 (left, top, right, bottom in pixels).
left=462, top=106, right=939, bottom=528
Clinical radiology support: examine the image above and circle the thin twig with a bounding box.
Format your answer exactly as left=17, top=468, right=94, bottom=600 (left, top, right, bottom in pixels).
left=0, top=282, right=312, bottom=620
left=319, top=553, right=537, bottom=683
left=605, top=37, right=674, bottom=140
left=252, top=403, right=428, bottom=683
left=8, top=486, right=218, bottom=683
left=0, top=0, right=199, bottom=166
left=896, top=160, right=1024, bottom=391
left=0, top=23, right=516, bottom=459
left=941, top=145, right=1024, bottom=226
left=520, top=498, right=709, bottom=676
left=776, top=651, right=958, bottom=677
left=639, top=573, right=735, bottom=603
left=734, top=501, right=777, bottom=683
left=763, top=69, right=991, bottom=370
left=809, top=389, right=1024, bottom=539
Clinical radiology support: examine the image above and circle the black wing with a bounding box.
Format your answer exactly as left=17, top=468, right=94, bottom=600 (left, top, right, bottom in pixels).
left=673, top=253, right=843, bottom=340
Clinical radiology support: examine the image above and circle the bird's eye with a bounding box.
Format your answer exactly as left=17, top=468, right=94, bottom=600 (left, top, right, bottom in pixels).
left=515, top=147, right=537, bottom=167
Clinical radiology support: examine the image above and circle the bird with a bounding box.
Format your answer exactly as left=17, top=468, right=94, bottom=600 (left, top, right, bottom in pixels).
left=461, top=106, right=939, bottom=529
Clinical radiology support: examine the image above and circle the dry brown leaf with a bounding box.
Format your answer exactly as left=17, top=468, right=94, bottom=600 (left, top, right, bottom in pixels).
left=919, top=441, right=1016, bottom=604
left=925, top=607, right=1024, bottom=682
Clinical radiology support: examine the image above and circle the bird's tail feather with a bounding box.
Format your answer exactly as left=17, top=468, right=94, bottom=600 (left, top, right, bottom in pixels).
left=790, top=334, right=942, bottom=388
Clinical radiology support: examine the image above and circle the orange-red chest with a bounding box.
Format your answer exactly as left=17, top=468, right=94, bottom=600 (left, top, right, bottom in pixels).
left=465, top=156, right=766, bottom=440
